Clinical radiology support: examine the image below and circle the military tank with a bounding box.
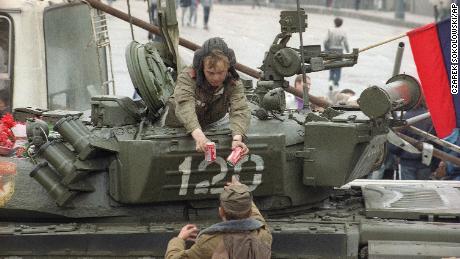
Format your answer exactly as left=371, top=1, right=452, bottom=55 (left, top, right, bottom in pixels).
left=0, top=1, right=460, bottom=258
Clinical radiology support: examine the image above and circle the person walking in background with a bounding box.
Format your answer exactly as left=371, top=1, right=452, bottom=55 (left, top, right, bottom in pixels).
left=148, top=0, right=157, bottom=25
left=202, top=0, right=212, bottom=30
left=323, top=17, right=349, bottom=89
left=354, top=0, right=361, bottom=10
left=189, top=0, right=198, bottom=27
left=433, top=4, right=439, bottom=22
left=430, top=0, right=452, bottom=22
left=252, top=0, right=261, bottom=9
left=180, top=0, right=192, bottom=26
left=147, top=0, right=161, bottom=41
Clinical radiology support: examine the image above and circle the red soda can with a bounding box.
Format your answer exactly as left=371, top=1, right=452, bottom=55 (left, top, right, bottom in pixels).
left=227, top=147, right=244, bottom=167
left=205, top=142, right=216, bottom=162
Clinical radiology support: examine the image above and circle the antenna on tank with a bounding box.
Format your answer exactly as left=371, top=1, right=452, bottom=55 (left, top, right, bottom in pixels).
left=296, top=0, right=310, bottom=110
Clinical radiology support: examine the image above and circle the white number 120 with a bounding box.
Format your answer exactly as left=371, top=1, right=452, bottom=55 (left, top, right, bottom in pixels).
left=178, top=155, right=264, bottom=195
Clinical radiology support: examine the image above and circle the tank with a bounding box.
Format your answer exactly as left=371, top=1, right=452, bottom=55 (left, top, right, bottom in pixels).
left=0, top=1, right=460, bottom=258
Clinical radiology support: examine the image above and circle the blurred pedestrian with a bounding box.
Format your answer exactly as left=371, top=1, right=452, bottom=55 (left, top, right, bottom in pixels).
left=189, top=0, right=198, bottom=27
left=354, top=0, right=361, bottom=10
left=180, top=0, right=192, bottom=26
left=434, top=4, right=439, bottom=22
left=252, top=0, right=261, bottom=9
left=148, top=0, right=157, bottom=24
left=430, top=0, right=452, bottom=22
left=202, top=0, right=212, bottom=30
left=438, top=0, right=452, bottom=20
left=375, top=0, right=384, bottom=10
left=146, top=0, right=162, bottom=41
left=324, top=17, right=349, bottom=88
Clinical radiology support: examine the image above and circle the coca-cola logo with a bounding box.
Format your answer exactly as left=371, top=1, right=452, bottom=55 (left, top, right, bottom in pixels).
left=0, top=161, right=16, bottom=207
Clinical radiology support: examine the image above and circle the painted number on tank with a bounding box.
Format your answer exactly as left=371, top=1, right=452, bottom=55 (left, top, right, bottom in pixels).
left=178, top=155, right=264, bottom=195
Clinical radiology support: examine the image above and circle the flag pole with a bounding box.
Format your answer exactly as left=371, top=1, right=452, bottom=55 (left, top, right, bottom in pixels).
left=359, top=33, right=407, bottom=53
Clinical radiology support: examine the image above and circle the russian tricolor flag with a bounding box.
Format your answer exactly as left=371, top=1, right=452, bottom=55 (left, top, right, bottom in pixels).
left=407, top=18, right=456, bottom=138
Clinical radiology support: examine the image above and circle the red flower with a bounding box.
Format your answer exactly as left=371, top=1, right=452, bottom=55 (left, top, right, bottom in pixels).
left=0, top=113, right=17, bottom=150
left=1, top=113, right=16, bottom=129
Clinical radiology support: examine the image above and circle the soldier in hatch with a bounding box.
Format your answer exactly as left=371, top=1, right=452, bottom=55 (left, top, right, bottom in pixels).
left=165, top=176, right=272, bottom=258
left=166, top=37, right=251, bottom=155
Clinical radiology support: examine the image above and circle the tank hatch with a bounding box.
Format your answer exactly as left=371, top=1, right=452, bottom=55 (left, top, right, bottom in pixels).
left=125, top=41, right=175, bottom=118
left=362, top=184, right=460, bottom=220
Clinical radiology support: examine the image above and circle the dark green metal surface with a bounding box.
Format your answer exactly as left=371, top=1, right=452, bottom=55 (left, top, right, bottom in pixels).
left=303, top=120, right=387, bottom=187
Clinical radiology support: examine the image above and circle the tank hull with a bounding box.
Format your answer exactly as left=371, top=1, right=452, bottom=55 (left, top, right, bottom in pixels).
left=1, top=181, right=460, bottom=258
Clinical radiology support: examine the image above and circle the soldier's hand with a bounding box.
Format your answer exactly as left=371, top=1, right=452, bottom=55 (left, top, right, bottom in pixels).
left=178, top=224, right=199, bottom=241
left=195, top=137, right=211, bottom=153
left=231, top=140, right=249, bottom=155
left=191, top=129, right=210, bottom=152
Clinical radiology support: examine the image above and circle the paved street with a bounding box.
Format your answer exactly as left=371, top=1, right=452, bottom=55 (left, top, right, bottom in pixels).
left=107, top=1, right=418, bottom=101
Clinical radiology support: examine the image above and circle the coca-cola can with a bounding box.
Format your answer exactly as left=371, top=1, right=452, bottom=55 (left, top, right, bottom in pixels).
left=205, top=142, right=216, bottom=162
left=227, top=147, right=244, bottom=167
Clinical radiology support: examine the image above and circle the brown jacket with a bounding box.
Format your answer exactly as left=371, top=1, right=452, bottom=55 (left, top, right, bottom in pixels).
left=167, top=67, right=251, bottom=137
left=165, top=203, right=272, bottom=259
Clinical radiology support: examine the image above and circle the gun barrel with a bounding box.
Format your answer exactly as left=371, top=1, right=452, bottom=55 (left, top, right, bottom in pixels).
left=358, top=74, right=421, bottom=118
left=392, top=42, right=405, bottom=76
left=322, top=59, right=358, bottom=70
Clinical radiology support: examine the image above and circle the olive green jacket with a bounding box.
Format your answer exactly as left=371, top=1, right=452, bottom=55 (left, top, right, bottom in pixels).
left=169, top=67, right=251, bottom=137
left=165, top=203, right=272, bottom=259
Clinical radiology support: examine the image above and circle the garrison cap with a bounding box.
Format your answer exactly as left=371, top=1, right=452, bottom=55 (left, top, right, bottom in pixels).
left=220, top=184, right=252, bottom=214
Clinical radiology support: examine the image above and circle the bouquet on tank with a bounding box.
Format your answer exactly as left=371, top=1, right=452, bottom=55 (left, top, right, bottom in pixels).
left=0, top=113, right=16, bottom=154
